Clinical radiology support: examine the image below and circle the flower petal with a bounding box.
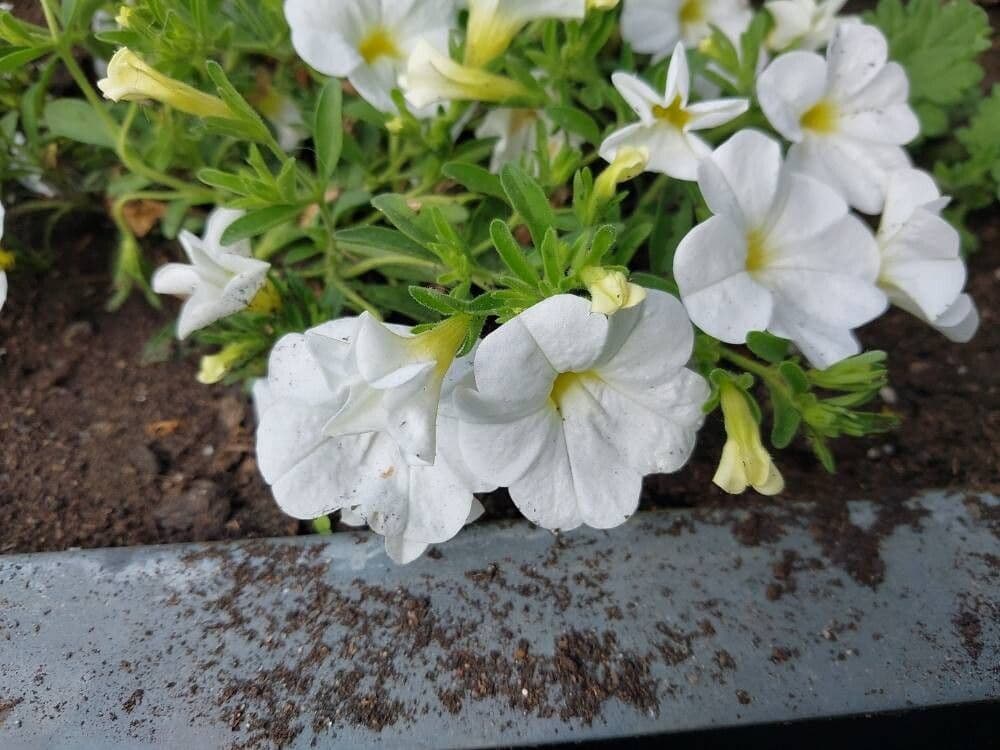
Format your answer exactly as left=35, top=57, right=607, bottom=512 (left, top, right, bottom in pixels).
left=698, top=129, right=783, bottom=230
left=826, top=22, right=888, bottom=100
left=756, top=50, right=828, bottom=142
left=685, top=98, right=750, bottom=130
left=284, top=0, right=363, bottom=77
left=517, top=293, right=609, bottom=373
left=879, top=168, right=943, bottom=237
left=664, top=42, right=690, bottom=105
left=611, top=71, right=660, bottom=123
left=621, top=0, right=682, bottom=60
left=152, top=263, right=200, bottom=297
left=932, top=293, right=979, bottom=343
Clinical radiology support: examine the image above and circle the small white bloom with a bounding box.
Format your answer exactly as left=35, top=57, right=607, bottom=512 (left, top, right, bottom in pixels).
left=455, top=291, right=708, bottom=531
left=600, top=44, right=749, bottom=181
left=475, top=108, right=557, bottom=173
left=152, top=208, right=271, bottom=339
left=464, top=0, right=586, bottom=67
left=765, top=0, right=847, bottom=52
left=756, top=22, right=919, bottom=214
left=401, top=40, right=531, bottom=110
left=621, top=0, right=751, bottom=58
left=284, top=0, right=455, bottom=115
left=254, top=319, right=492, bottom=563
left=314, top=313, right=471, bottom=465
left=673, top=129, right=887, bottom=369
left=876, top=168, right=979, bottom=343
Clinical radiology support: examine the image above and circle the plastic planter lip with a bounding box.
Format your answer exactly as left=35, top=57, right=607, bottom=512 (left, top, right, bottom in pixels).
left=1, top=490, right=996, bottom=749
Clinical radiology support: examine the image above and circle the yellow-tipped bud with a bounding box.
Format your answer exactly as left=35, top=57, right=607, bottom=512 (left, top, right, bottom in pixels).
left=197, top=342, right=253, bottom=385
left=589, top=146, right=649, bottom=222
left=115, top=6, right=133, bottom=28
left=97, top=48, right=233, bottom=119
left=581, top=267, right=646, bottom=315
left=385, top=116, right=405, bottom=134
left=713, top=381, right=784, bottom=495
left=402, top=40, right=532, bottom=109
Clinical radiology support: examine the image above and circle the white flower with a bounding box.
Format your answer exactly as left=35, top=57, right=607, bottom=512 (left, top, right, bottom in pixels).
left=756, top=22, right=919, bottom=214
left=765, top=0, right=847, bottom=52
left=0, top=200, right=6, bottom=312
left=152, top=208, right=271, bottom=339
left=254, top=318, right=492, bottom=563
left=455, top=291, right=708, bottom=531
left=476, top=108, right=576, bottom=174
left=599, top=44, right=749, bottom=181
left=876, top=168, right=979, bottom=343
left=673, top=129, right=887, bottom=369
left=621, top=0, right=751, bottom=58
left=401, top=40, right=531, bottom=110
left=464, top=0, right=586, bottom=67
left=315, top=313, right=471, bottom=465
left=284, top=0, right=455, bottom=115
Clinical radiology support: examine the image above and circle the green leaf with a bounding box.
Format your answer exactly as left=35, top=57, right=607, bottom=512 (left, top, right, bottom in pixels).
left=746, top=331, right=790, bottom=364
left=0, top=45, right=50, bottom=73
left=314, top=79, right=343, bottom=182
left=220, top=204, right=302, bottom=244
left=778, top=361, right=810, bottom=394
left=545, top=105, right=601, bottom=145
left=767, top=386, right=802, bottom=449
left=371, top=194, right=436, bottom=247
left=409, top=286, right=460, bottom=315
left=335, top=226, right=432, bottom=258
left=44, top=98, right=114, bottom=148
left=500, top=163, right=556, bottom=248
left=441, top=161, right=505, bottom=200
left=867, top=0, right=990, bottom=110
left=490, top=219, right=539, bottom=285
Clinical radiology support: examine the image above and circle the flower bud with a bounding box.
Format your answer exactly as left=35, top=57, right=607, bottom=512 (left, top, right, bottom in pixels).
left=402, top=41, right=532, bottom=110
left=197, top=342, right=253, bottom=385
left=97, top=48, right=233, bottom=119
left=581, top=267, right=646, bottom=315
left=713, top=381, right=784, bottom=495
left=588, top=146, right=648, bottom=222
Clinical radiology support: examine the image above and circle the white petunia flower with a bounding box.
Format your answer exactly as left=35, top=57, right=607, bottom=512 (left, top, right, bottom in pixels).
left=876, top=168, right=979, bottom=343
left=599, top=44, right=749, bottom=181
left=314, top=313, right=471, bottom=465
left=673, top=129, right=887, bottom=369
left=621, top=0, right=751, bottom=58
left=765, top=0, right=847, bottom=52
left=152, top=207, right=272, bottom=339
left=254, top=318, right=493, bottom=563
left=284, top=0, right=455, bottom=115
left=455, top=291, right=709, bottom=531
left=464, top=0, right=586, bottom=67
left=756, top=22, right=919, bottom=214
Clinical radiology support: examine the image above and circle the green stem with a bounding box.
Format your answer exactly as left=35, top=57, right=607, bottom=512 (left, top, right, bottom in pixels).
left=719, top=346, right=791, bottom=398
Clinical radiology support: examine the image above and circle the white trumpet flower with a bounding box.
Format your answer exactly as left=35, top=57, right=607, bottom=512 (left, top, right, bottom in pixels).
left=284, top=0, right=456, bottom=115
left=876, top=169, right=979, bottom=343
left=756, top=22, right=919, bottom=214
left=673, top=129, right=887, bottom=369
left=455, top=291, right=708, bottom=531
left=600, top=44, right=749, bottom=181
left=464, top=0, right=587, bottom=67
left=152, top=208, right=272, bottom=339
left=401, top=40, right=531, bottom=110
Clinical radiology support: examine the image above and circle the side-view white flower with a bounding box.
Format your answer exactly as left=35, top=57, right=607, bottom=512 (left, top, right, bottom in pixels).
left=254, top=318, right=493, bottom=564
left=464, top=0, right=586, bottom=68
left=455, top=291, right=708, bottom=532
left=284, top=0, right=455, bottom=115
left=600, top=43, right=749, bottom=181
left=876, top=168, right=979, bottom=343
left=765, top=0, right=847, bottom=52
left=756, top=21, right=919, bottom=214
left=152, top=207, right=271, bottom=339
left=314, top=313, right=470, bottom=465
left=621, top=0, right=751, bottom=58
left=673, top=129, right=887, bottom=369
left=401, top=40, right=530, bottom=110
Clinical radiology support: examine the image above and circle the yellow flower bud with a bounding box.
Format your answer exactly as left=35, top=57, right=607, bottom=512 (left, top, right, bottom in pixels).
left=588, top=146, right=649, bottom=222
left=197, top=342, right=253, bottom=385
left=97, top=48, right=233, bottom=119
left=115, top=6, right=132, bottom=28
left=713, top=381, right=784, bottom=495
left=581, top=267, right=647, bottom=315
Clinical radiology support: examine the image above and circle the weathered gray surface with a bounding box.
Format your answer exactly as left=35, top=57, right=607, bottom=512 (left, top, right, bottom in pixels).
left=1, top=490, right=997, bottom=749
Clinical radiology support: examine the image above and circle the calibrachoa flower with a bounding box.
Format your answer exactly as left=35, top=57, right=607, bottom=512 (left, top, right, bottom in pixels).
left=600, top=44, right=749, bottom=181
left=621, top=0, right=751, bottom=58
left=401, top=40, right=531, bottom=109
left=317, top=313, right=471, bottom=465
left=254, top=319, right=492, bottom=563
left=284, top=0, right=455, bottom=115
left=756, top=22, right=919, bottom=214
left=464, top=0, right=588, bottom=68
left=713, top=380, right=784, bottom=495
left=876, top=168, right=979, bottom=343
left=455, top=291, right=708, bottom=531
left=152, top=208, right=273, bottom=339
left=673, top=129, right=887, bottom=369
left=765, top=0, right=848, bottom=52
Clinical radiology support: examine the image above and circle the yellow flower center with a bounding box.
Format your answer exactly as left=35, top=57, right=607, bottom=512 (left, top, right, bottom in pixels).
left=413, top=314, right=471, bottom=376
left=679, top=0, right=704, bottom=26
left=358, top=27, right=400, bottom=65
left=0, top=248, right=15, bottom=271
left=745, top=229, right=771, bottom=273
left=549, top=371, right=591, bottom=414
left=800, top=99, right=838, bottom=134
left=652, top=97, right=691, bottom=129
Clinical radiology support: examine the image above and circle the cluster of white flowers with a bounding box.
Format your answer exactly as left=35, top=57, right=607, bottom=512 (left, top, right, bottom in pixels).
left=138, top=1, right=980, bottom=562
